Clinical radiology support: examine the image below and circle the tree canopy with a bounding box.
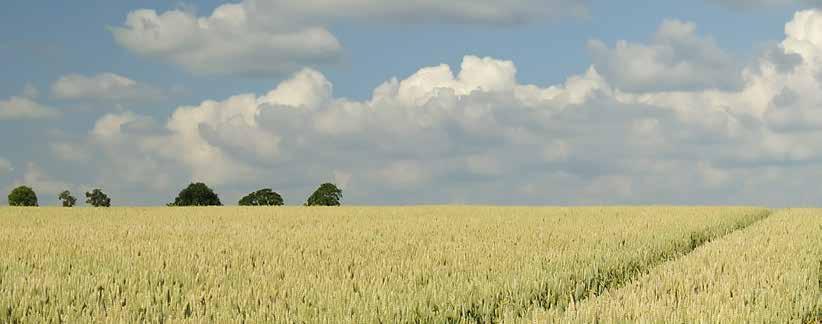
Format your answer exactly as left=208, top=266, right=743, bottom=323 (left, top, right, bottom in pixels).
left=305, top=183, right=342, bottom=206
left=8, top=186, right=38, bottom=207
left=171, top=183, right=222, bottom=206
left=58, top=190, right=77, bottom=207
left=85, top=189, right=111, bottom=207
left=239, top=188, right=284, bottom=206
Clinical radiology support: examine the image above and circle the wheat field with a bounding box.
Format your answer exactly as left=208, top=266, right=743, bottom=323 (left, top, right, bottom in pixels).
left=528, top=208, right=822, bottom=323
left=0, top=206, right=818, bottom=323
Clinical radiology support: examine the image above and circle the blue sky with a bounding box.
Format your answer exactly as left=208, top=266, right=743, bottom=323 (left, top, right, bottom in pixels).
left=0, top=1, right=800, bottom=101
left=2, top=0, right=822, bottom=206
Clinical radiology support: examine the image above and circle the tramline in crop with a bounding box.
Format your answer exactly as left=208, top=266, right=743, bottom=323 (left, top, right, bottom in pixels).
left=530, top=208, right=822, bottom=323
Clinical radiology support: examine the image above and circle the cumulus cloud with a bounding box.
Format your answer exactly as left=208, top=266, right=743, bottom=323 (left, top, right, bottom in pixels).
left=74, top=55, right=612, bottom=203
left=67, top=9, right=822, bottom=205
left=589, top=19, right=743, bottom=92
left=112, top=0, right=588, bottom=76
left=111, top=4, right=343, bottom=76
left=89, top=112, right=176, bottom=192
left=0, top=96, right=59, bottom=120
left=74, top=55, right=693, bottom=203
left=51, top=73, right=165, bottom=101
left=783, top=10, right=822, bottom=66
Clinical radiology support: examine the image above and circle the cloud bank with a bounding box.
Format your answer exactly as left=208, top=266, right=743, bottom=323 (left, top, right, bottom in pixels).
left=29, top=9, right=822, bottom=206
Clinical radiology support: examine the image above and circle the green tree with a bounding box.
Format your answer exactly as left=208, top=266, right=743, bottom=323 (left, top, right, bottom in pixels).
left=171, top=183, right=222, bottom=206
left=239, top=188, right=284, bottom=206
left=8, top=186, right=38, bottom=206
left=85, top=189, right=111, bottom=207
left=58, top=190, right=77, bottom=207
left=305, top=183, right=342, bottom=206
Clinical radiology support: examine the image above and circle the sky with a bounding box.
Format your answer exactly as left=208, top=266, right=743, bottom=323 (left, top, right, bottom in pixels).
left=2, top=0, right=822, bottom=206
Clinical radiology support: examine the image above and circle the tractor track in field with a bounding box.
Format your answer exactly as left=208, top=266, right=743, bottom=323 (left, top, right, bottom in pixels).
left=475, top=209, right=775, bottom=323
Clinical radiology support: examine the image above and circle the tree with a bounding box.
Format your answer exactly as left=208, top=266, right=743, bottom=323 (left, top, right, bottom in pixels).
left=171, top=183, right=222, bottom=206
left=239, top=188, right=284, bottom=206
left=305, top=183, right=342, bottom=206
left=8, top=186, right=38, bottom=206
left=58, top=190, right=77, bottom=207
left=85, top=189, right=111, bottom=207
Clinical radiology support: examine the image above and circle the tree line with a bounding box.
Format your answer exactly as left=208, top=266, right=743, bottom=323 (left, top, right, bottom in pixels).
left=6, top=182, right=342, bottom=207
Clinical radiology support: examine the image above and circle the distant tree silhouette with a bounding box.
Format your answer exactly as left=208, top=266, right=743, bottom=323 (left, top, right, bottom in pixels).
left=239, top=188, right=284, bottom=206
left=85, top=189, right=111, bottom=207
left=171, top=183, right=222, bottom=206
left=58, top=190, right=77, bottom=207
left=8, top=186, right=38, bottom=206
left=305, top=183, right=342, bottom=206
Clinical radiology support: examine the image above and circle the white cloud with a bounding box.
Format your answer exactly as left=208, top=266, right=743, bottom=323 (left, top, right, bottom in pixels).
left=70, top=10, right=822, bottom=205
left=51, top=73, right=164, bottom=101
left=111, top=4, right=343, bottom=76
left=0, top=96, right=59, bottom=120
left=112, top=0, right=588, bottom=76
left=783, top=9, right=822, bottom=66
left=86, top=112, right=175, bottom=192
left=589, top=19, right=742, bottom=92
left=260, top=68, right=333, bottom=108
left=81, top=55, right=609, bottom=199
left=71, top=55, right=646, bottom=203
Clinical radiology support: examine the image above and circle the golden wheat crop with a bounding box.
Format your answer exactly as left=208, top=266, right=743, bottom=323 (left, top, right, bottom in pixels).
left=529, top=208, right=822, bottom=323
left=0, top=206, right=768, bottom=323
